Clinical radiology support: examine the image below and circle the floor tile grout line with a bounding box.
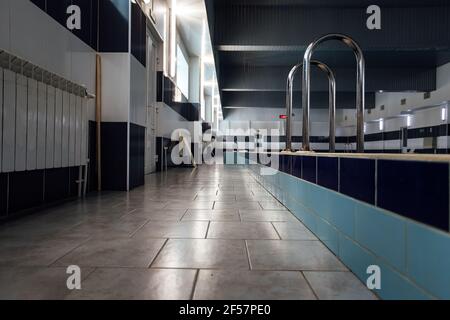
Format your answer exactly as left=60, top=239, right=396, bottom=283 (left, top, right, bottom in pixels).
left=148, top=238, right=169, bottom=268
left=47, top=236, right=93, bottom=267
left=301, top=271, right=320, bottom=300
left=244, top=240, right=252, bottom=270
left=205, top=221, right=211, bottom=239
left=128, top=219, right=152, bottom=238
left=179, top=208, right=190, bottom=221
left=270, top=222, right=282, bottom=240
left=189, top=269, right=200, bottom=300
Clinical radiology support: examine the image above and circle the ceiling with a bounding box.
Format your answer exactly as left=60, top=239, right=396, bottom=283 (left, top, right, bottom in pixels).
left=205, top=0, right=450, bottom=117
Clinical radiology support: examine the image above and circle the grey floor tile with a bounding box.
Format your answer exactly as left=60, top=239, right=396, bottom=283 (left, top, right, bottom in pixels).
left=239, top=210, right=298, bottom=222
left=214, top=201, right=262, bottom=210
left=258, top=201, right=287, bottom=210
left=0, top=267, right=95, bottom=300
left=207, top=222, right=279, bottom=240
left=53, top=238, right=166, bottom=268
left=152, top=239, right=249, bottom=269
left=133, top=221, right=209, bottom=239
left=67, top=268, right=197, bottom=300
left=64, top=219, right=148, bottom=238
left=129, top=209, right=187, bottom=221
left=0, top=236, right=89, bottom=267
left=182, top=210, right=240, bottom=222
left=272, top=222, right=318, bottom=240
left=303, top=271, right=378, bottom=300
left=247, top=240, right=347, bottom=271
left=165, top=201, right=214, bottom=210
left=193, top=270, right=316, bottom=300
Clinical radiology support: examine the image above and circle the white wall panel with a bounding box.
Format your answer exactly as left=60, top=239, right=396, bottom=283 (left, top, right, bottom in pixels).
left=36, top=81, right=47, bottom=169
left=75, top=96, right=82, bottom=166
left=45, top=85, right=55, bottom=168
left=26, top=78, right=38, bottom=170
left=100, top=53, right=130, bottom=122
left=0, top=0, right=10, bottom=51
left=61, top=91, right=70, bottom=167
left=80, top=98, right=87, bottom=165
left=0, top=68, right=3, bottom=170
left=69, top=94, right=76, bottom=166
left=15, top=74, right=27, bottom=171
left=2, top=70, right=16, bottom=172
left=10, top=0, right=71, bottom=80
left=54, top=88, right=63, bottom=168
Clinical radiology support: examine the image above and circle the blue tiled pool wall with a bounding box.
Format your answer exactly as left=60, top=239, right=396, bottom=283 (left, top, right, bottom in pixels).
left=235, top=152, right=450, bottom=300
left=238, top=152, right=450, bottom=232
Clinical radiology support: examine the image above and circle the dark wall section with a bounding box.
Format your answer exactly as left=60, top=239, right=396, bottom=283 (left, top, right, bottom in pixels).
left=157, top=72, right=200, bottom=121
left=30, top=0, right=129, bottom=52
left=129, top=123, right=145, bottom=189
left=101, top=122, right=128, bottom=191
left=88, top=121, right=98, bottom=192
left=98, top=0, right=129, bottom=52
left=131, top=1, right=147, bottom=67
left=0, top=167, right=82, bottom=221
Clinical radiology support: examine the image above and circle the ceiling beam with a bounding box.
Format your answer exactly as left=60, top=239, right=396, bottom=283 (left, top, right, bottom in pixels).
left=220, top=65, right=436, bottom=92
left=221, top=90, right=376, bottom=109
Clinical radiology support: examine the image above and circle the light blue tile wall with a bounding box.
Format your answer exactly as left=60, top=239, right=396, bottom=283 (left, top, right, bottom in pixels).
left=248, top=163, right=450, bottom=300
left=406, top=222, right=450, bottom=299
left=355, top=203, right=407, bottom=272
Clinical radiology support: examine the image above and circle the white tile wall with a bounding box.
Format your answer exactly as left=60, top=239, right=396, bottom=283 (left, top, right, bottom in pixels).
left=15, top=74, right=27, bottom=171
left=26, top=78, right=38, bottom=170
left=2, top=69, right=16, bottom=172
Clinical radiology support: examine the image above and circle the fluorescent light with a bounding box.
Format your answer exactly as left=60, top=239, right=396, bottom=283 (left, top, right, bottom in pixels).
left=441, top=107, right=447, bottom=121
left=406, top=115, right=412, bottom=127
left=379, top=119, right=384, bottom=131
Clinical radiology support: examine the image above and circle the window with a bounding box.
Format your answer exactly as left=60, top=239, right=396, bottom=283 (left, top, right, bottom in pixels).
left=176, top=44, right=189, bottom=99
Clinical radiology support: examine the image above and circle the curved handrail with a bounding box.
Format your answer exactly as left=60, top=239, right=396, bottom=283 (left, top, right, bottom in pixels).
left=302, top=33, right=365, bottom=152
left=285, top=60, right=336, bottom=152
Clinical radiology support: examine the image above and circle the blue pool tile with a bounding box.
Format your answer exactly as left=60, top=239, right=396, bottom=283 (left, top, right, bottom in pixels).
left=307, top=184, right=331, bottom=220
left=290, top=201, right=317, bottom=233
left=294, top=177, right=309, bottom=206
left=376, top=260, right=433, bottom=300
left=302, top=156, right=317, bottom=184
left=355, top=203, right=406, bottom=272
left=340, top=235, right=432, bottom=300
left=377, top=160, right=449, bottom=232
left=316, top=216, right=339, bottom=255
left=328, top=192, right=355, bottom=238
left=317, top=157, right=339, bottom=191
left=406, top=222, right=450, bottom=299
left=339, top=234, right=378, bottom=283
left=340, top=158, right=375, bottom=204
left=292, top=156, right=302, bottom=178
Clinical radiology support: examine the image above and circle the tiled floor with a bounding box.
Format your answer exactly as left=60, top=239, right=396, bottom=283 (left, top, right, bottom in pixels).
left=0, top=166, right=377, bottom=300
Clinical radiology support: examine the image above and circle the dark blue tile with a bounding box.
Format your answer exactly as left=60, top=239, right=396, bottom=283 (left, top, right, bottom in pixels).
left=302, top=156, right=317, bottom=183
left=377, top=160, right=449, bottom=231
left=292, top=156, right=302, bottom=178
left=280, top=155, right=292, bottom=174
left=317, top=157, right=339, bottom=191
left=340, top=158, right=375, bottom=204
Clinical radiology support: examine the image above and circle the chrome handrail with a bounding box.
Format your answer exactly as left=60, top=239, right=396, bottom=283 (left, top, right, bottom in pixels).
left=302, top=33, right=365, bottom=152
left=285, top=60, right=336, bottom=152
